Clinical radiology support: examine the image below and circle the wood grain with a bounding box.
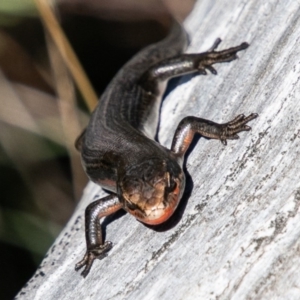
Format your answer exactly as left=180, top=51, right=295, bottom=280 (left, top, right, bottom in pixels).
left=17, top=0, right=300, bottom=299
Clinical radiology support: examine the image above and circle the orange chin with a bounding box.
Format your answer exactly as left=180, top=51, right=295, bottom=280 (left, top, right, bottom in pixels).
left=141, top=205, right=176, bottom=225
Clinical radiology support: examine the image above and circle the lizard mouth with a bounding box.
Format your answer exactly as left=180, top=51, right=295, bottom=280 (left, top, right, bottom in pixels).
left=121, top=177, right=182, bottom=225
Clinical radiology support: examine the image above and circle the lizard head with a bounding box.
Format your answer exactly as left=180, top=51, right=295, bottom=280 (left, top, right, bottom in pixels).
left=118, top=158, right=185, bottom=225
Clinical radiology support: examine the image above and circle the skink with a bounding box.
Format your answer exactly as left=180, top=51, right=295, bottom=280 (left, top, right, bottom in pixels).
left=75, top=21, right=257, bottom=277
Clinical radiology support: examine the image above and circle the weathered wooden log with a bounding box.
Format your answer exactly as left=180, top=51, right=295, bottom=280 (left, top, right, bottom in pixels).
left=17, top=0, right=300, bottom=299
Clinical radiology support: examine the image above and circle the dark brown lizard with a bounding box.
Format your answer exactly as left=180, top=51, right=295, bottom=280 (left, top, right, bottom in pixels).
left=75, top=21, right=257, bottom=277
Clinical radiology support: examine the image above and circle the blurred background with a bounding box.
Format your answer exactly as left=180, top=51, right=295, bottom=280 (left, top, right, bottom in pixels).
left=0, top=0, right=195, bottom=298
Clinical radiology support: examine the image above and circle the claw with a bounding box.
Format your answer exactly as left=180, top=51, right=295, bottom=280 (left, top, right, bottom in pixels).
left=246, top=113, right=259, bottom=122
left=75, top=253, right=89, bottom=271
left=220, top=138, right=227, bottom=145
left=240, top=42, right=249, bottom=50
left=208, top=38, right=222, bottom=52
left=229, top=114, right=244, bottom=124
left=206, top=65, right=217, bottom=75
left=198, top=68, right=207, bottom=75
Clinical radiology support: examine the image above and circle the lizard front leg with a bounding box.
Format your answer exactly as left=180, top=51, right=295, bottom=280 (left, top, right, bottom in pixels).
left=171, top=113, right=258, bottom=157
left=75, top=194, right=122, bottom=277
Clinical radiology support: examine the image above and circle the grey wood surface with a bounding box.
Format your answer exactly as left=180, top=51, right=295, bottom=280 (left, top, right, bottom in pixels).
left=17, top=0, right=300, bottom=299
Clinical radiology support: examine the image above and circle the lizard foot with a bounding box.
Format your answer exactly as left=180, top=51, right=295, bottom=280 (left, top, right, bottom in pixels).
left=219, top=113, right=258, bottom=145
left=75, top=241, right=113, bottom=278
left=197, top=39, right=249, bottom=75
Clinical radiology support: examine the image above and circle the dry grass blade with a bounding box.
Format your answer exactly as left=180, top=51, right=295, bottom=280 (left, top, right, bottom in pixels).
left=46, top=31, right=88, bottom=199
left=33, top=0, right=90, bottom=199
left=33, top=0, right=98, bottom=112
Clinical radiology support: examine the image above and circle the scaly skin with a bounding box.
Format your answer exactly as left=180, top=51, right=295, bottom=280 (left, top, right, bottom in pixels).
left=75, top=22, right=257, bottom=277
